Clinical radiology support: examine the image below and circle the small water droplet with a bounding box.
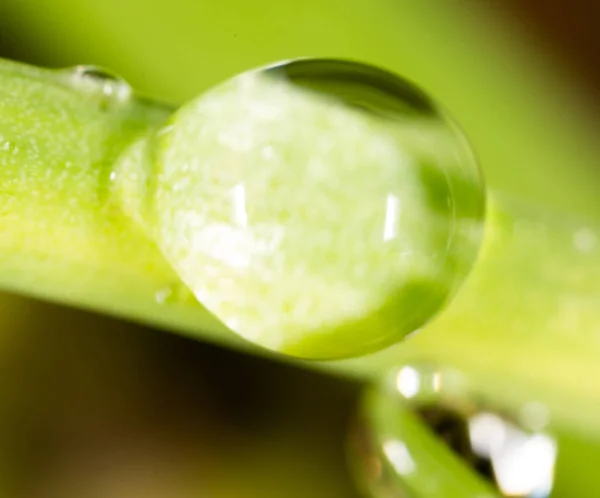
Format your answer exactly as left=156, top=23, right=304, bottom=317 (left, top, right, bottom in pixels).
left=350, top=362, right=557, bottom=498
left=0, top=140, right=19, bottom=155
left=155, top=286, right=174, bottom=304
left=154, top=283, right=194, bottom=305
left=2, top=142, right=11, bottom=151
left=64, top=65, right=132, bottom=109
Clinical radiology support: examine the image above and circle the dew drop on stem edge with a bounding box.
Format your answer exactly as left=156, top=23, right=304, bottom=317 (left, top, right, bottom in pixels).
left=59, top=65, right=133, bottom=110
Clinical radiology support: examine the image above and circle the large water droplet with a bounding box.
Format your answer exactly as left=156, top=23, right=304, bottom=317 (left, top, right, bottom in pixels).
left=61, top=66, right=132, bottom=109
left=349, top=362, right=557, bottom=498
left=143, top=58, right=485, bottom=358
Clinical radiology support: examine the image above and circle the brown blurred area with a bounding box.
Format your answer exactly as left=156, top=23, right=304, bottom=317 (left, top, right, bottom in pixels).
left=505, top=0, right=600, bottom=101
left=0, top=296, right=360, bottom=498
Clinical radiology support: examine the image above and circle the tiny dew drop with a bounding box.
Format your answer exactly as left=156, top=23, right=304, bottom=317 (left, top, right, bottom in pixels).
left=62, top=65, right=132, bottom=109
left=154, top=283, right=194, bottom=305
left=1, top=140, right=18, bottom=154
left=155, top=286, right=174, bottom=304
left=350, top=362, right=558, bottom=498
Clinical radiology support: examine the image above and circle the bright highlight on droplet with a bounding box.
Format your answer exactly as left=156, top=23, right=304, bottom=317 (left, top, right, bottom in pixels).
left=382, top=440, right=416, bottom=476
left=468, top=412, right=508, bottom=457
left=492, top=433, right=556, bottom=497
left=383, top=194, right=401, bottom=242
left=469, top=412, right=557, bottom=497
left=230, top=183, right=249, bottom=228
left=396, top=366, right=421, bottom=398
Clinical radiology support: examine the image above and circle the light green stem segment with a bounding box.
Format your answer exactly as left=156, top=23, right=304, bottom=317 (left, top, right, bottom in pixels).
left=1, top=59, right=600, bottom=435
left=0, top=58, right=234, bottom=342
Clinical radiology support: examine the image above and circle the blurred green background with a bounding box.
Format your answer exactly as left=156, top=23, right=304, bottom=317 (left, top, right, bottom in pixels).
left=0, top=0, right=599, bottom=496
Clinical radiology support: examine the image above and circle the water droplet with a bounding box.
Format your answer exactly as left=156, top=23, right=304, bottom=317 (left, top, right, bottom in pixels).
left=63, top=66, right=132, bottom=109
left=121, top=58, right=485, bottom=358
left=349, top=362, right=557, bottom=498
left=154, top=283, right=194, bottom=305
left=155, top=286, right=174, bottom=304
left=1, top=140, right=17, bottom=154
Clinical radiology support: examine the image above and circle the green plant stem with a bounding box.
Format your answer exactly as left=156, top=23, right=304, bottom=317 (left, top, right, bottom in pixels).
left=1, top=58, right=600, bottom=437
left=340, top=197, right=600, bottom=437
left=0, top=58, right=242, bottom=348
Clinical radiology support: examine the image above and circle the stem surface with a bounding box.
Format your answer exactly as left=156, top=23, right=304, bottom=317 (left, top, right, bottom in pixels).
left=1, top=58, right=600, bottom=438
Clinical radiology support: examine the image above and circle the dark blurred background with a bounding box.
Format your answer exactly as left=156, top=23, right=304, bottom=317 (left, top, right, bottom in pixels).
left=504, top=0, right=600, bottom=103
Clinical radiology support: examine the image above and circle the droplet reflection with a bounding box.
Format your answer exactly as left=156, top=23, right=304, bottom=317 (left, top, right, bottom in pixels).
left=349, top=362, right=558, bottom=498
